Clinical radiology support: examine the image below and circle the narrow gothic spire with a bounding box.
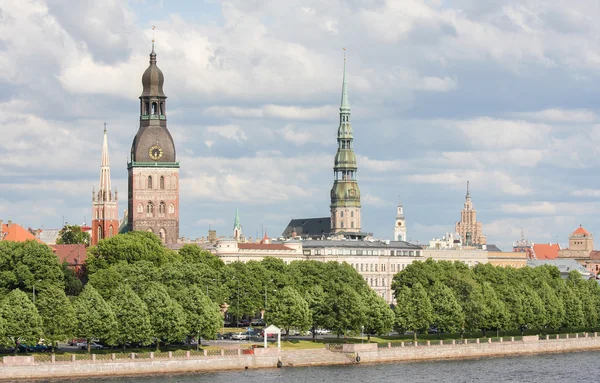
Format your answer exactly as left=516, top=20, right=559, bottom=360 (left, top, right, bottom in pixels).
left=340, top=49, right=350, bottom=112
left=233, top=206, right=241, bottom=231
left=466, top=180, right=470, bottom=200
left=100, top=124, right=111, bottom=194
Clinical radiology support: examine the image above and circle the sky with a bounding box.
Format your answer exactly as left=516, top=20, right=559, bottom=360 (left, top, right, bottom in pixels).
left=2, top=0, right=600, bottom=250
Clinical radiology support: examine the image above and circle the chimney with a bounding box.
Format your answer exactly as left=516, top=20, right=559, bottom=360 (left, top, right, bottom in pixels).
left=7, top=220, right=12, bottom=228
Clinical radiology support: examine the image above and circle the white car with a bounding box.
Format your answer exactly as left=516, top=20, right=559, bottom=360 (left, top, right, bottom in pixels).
left=231, top=332, right=248, bottom=341
left=315, top=329, right=331, bottom=335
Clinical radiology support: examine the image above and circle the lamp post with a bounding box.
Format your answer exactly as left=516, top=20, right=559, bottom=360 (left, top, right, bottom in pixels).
left=361, top=325, right=364, bottom=344
left=32, top=279, right=41, bottom=304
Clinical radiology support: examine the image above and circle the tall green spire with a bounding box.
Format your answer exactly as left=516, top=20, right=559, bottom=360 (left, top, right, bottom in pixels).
left=340, top=51, right=350, bottom=112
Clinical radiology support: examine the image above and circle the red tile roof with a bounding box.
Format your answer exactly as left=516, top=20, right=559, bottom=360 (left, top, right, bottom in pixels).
left=573, top=225, right=591, bottom=236
left=238, top=243, right=292, bottom=251
left=51, top=244, right=87, bottom=265
left=533, top=243, right=561, bottom=260
left=1, top=223, right=43, bottom=243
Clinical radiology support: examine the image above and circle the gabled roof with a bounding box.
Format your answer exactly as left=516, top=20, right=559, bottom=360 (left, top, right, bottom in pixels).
left=38, top=229, right=61, bottom=245
left=52, top=244, right=87, bottom=265
left=572, top=225, right=591, bottom=236
left=281, top=217, right=331, bottom=239
left=1, top=223, right=43, bottom=243
left=533, top=244, right=560, bottom=260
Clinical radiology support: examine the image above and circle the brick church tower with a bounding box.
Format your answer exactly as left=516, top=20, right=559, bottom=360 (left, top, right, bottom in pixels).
left=127, top=42, right=179, bottom=244
left=91, top=124, right=119, bottom=246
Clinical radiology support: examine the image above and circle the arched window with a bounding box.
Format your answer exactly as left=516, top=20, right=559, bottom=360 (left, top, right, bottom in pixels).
left=148, top=176, right=152, bottom=189
left=160, top=176, right=165, bottom=190
left=351, top=211, right=354, bottom=218
left=147, top=202, right=154, bottom=215
left=151, top=102, right=157, bottom=115
left=108, top=226, right=113, bottom=237
left=340, top=211, right=344, bottom=218
left=137, top=203, right=143, bottom=214
left=159, top=228, right=166, bottom=244
left=98, top=226, right=102, bottom=240
left=341, top=221, right=344, bottom=229
left=95, top=210, right=99, bottom=219
left=351, top=221, right=354, bottom=228
left=144, top=101, right=149, bottom=115
left=159, top=202, right=166, bottom=214
left=169, top=204, right=175, bottom=214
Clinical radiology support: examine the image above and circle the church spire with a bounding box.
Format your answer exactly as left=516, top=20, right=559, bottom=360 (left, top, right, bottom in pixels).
left=99, top=123, right=111, bottom=195
left=233, top=207, right=242, bottom=241
left=340, top=49, right=350, bottom=112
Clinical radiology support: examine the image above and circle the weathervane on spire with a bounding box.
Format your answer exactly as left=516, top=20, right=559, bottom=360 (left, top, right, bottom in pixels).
left=152, top=25, right=156, bottom=42
left=343, top=47, right=346, bottom=60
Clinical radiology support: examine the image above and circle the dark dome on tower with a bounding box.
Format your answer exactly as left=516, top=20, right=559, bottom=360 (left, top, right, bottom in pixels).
left=141, top=44, right=166, bottom=97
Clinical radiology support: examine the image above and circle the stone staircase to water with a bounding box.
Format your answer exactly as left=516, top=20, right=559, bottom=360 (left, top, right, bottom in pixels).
left=280, top=349, right=354, bottom=367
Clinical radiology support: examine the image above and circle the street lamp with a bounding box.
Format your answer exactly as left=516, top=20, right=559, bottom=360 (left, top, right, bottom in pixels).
left=361, top=325, right=364, bottom=344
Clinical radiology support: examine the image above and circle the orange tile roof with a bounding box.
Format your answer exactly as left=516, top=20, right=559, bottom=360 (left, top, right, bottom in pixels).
left=51, top=244, right=87, bottom=265
left=573, top=225, right=591, bottom=236
left=533, top=243, right=561, bottom=260
left=1, top=223, right=43, bottom=243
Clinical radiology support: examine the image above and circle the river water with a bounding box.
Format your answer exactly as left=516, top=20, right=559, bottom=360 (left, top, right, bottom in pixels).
left=17, top=351, right=596, bottom=383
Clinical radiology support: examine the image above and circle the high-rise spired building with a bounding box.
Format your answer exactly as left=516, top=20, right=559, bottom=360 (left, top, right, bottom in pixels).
left=233, top=207, right=242, bottom=241
left=330, top=56, right=361, bottom=234
left=127, top=43, right=179, bottom=244
left=92, top=125, right=119, bottom=246
left=394, top=200, right=406, bottom=241
left=455, top=181, right=486, bottom=246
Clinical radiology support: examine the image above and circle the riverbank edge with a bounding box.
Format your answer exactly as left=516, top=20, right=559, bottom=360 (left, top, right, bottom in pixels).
left=3, top=335, right=600, bottom=380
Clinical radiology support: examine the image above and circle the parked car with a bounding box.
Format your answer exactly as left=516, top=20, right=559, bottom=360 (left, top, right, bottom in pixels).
left=314, top=329, right=330, bottom=335
left=283, top=329, right=300, bottom=336
left=80, top=342, right=104, bottom=350
left=251, top=319, right=265, bottom=326
left=28, top=344, right=49, bottom=352
left=231, top=332, right=249, bottom=341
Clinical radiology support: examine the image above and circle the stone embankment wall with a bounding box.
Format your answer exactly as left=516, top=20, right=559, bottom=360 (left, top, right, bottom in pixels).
left=3, top=334, right=600, bottom=379
left=357, top=333, right=600, bottom=364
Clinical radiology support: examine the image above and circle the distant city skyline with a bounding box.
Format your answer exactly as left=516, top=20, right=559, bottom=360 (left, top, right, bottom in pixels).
left=2, top=1, right=600, bottom=250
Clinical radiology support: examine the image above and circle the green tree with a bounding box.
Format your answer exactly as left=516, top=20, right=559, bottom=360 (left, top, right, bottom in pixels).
left=266, top=286, right=311, bottom=341
left=108, top=285, right=152, bottom=350
left=173, top=285, right=222, bottom=347
left=393, top=286, right=412, bottom=335
left=398, top=283, right=433, bottom=341
left=537, top=281, right=564, bottom=331
left=429, top=281, right=464, bottom=336
left=86, top=232, right=178, bottom=273
left=480, top=282, right=509, bottom=337
left=35, top=286, right=77, bottom=351
left=73, top=284, right=117, bottom=353
left=304, top=285, right=329, bottom=342
left=0, top=240, right=64, bottom=295
left=0, top=289, right=43, bottom=354
left=561, top=283, right=585, bottom=329
left=56, top=225, right=90, bottom=245
left=87, top=266, right=124, bottom=300
left=362, top=290, right=394, bottom=341
left=519, top=285, right=546, bottom=334
left=323, top=285, right=365, bottom=340
left=61, top=262, right=83, bottom=296
left=140, top=282, right=187, bottom=350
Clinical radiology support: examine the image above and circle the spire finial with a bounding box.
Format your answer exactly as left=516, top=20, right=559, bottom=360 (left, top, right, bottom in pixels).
left=150, top=26, right=157, bottom=63
left=466, top=180, right=470, bottom=199
left=103, top=122, right=107, bottom=133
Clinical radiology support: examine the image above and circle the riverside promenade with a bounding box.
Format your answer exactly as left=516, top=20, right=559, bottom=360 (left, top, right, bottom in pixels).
left=2, top=333, right=600, bottom=380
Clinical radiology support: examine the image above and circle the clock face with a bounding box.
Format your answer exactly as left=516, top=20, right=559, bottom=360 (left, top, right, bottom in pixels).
left=149, top=145, right=163, bottom=161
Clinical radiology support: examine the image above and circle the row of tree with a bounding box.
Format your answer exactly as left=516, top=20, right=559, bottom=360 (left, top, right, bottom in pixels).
left=392, top=259, right=600, bottom=339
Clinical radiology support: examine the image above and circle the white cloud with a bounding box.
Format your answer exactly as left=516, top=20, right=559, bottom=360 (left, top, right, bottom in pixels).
left=515, top=108, right=598, bottom=123
left=205, top=125, right=247, bottom=143
left=416, top=76, right=458, bottom=92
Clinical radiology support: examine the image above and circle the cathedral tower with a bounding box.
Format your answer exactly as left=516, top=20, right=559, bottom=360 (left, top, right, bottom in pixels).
left=92, top=124, right=119, bottom=246
left=455, top=181, right=486, bottom=246
left=330, top=54, right=361, bottom=234
left=394, top=200, right=406, bottom=241
left=127, top=42, right=179, bottom=244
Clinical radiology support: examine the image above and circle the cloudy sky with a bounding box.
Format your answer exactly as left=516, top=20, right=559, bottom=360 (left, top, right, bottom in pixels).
left=2, top=0, right=600, bottom=250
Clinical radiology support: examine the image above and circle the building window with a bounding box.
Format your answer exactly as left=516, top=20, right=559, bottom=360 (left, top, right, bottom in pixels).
left=137, top=203, right=143, bottom=214
left=341, top=222, right=344, bottom=228
left=151, top=102, right=157, bottom=115
left=375, top=264, right=378, bottom=272
left=160, top=176, right=165, bottom=189
left=97, top=226, right=102, bottom=240
left=159, top=228, right=166, bottom=244
left=147, top=202, right=154, bottom=215
left=148, top=176, right=153, bottom=189
left=382, top=278, right=386, bottom=286
left=351, top=221, right=354, bottom=228
left=360, top=264, right=364, bottom=272
left=169, top=204, right=175, bottom=214
left=108, top=226, right=113, bottom=237
left=381, top=264, right=386, bottom=272
left=159, top=202, right=166, bottom=214
left=370, top=264, right=373, bottom=272
left=391, top=264, right=396, bottom=272
left=341, top=211, right=344, bottom=218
